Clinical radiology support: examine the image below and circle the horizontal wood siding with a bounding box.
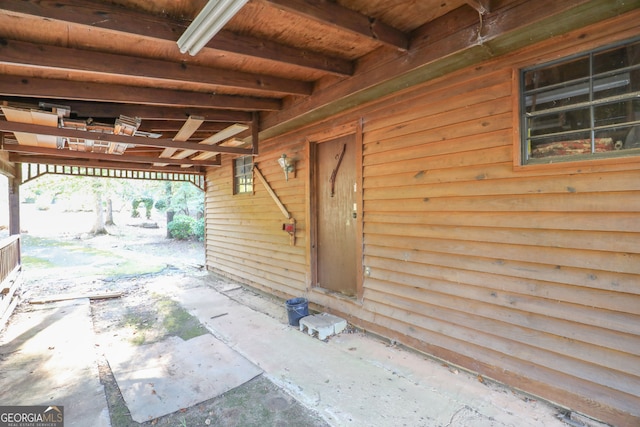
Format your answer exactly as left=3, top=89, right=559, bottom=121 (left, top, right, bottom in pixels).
left=205, top=142, right=308, bottom=298
left=361, top=65, right=640, bottom=427
left=205, top=11, right=640, bottom=426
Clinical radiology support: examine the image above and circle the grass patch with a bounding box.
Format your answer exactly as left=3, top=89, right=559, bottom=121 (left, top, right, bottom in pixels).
left=20, top=235, right=75, bottom=248
left=21, top=256, right=56, bottom=268
left=121, top=308, right=156, bottom=346
left=104, top=259, right=167, bottom=278
left=119, top=295, right=206, bottom=346
left=157, top=298, right=208, bottom=341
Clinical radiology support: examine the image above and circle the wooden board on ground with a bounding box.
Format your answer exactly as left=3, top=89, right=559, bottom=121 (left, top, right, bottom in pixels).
left=29, top=291, right=123, bottom=305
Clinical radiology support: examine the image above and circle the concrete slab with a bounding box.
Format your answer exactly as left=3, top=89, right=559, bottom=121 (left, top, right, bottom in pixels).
left=105, top=334, right=262, bottom=423
left=157, top=281, right=567, bottom=427
left=0, top=299, right=110, bottom=427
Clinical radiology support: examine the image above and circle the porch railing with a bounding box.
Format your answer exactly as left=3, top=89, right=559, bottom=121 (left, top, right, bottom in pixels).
left=0, top=235, right=22, bottom=328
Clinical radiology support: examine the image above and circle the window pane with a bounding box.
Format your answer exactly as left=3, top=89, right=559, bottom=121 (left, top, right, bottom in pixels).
left=521, top=38, right=640, bottom=164
left=595, top=126, right=640, bottom=151
left=524, top=56, right=589, bottom=92
left=525, top=82, right=590, bottom=113
left=594, top=99, right=638, bottom=127
left=593, top=72, right=633, bottom=100
left=528, top=106, right=591, bottom=137
left=593, top=40, right=640, bottom=74
left=234, top=156, right=253, bottom=194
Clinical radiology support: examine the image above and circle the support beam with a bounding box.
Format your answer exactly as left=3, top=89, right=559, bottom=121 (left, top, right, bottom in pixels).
left=9, top=154, right=208, bottom=174
left=252, top=112, right=260, bottom=156
left=0, top=75, right=281, bottom=111
left=0, top=39, right=312, bottom=97
left=8, top=165, right=20, bottom=235
left=465, top=0, right=491, bottom=14
left=0, top=121, right=254, bottom=155
left=0, top=98, right=253, bottom=123
left=260, top=0, right=637, bottom=139
left=262, top=0, right=408, bottom=51
left=4, top=144, right=221, bottom=167
left=253, top=165, right=290, bottom=219
left=0, top=0, right=353, bottom=76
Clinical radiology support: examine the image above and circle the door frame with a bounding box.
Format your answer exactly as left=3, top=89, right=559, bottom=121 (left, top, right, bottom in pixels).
left=305, top=119, right=364, bottom=300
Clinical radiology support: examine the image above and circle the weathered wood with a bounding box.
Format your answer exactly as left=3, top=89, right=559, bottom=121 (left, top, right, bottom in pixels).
left=262, top=0, right=408, bottom=51
left=159, top=116, right=205, bottom=160
left=0, top=0, right=352, bottom=76
left=0, top=39, right=312, bottom=97
left=202, top=10, right=640, bottom=426
left=0, top=75, right=281, bottom=112
left=8, top=154, right=209, bottom=174
left=260, top=0, right=638, bottom=139
left=0, top=121, right=252, bottom=155
left=5, top=144, right=220, bottom=167
left=173, top=124, right=249, bottom=160
left=29, top=291, right=123, bottom=304
left=465, top=0, right=491, bottom=14
left=253, top=165, right=291, bottom=219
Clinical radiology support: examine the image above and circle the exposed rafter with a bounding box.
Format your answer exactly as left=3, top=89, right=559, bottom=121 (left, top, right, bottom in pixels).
left=3, top=144, right=221, bottom=167
left=0, top=75, right=281, bottom=111
left=0, top=0, right=628, bottom=176
left=0, top=0, right=353, bottom=76
left=0, top=39, right=313, bottom=97
left=262, top=0, right=409, bottom=51
left=0, top=121, right=254, bottom=155
left=465, top=0, right=491, bottom=14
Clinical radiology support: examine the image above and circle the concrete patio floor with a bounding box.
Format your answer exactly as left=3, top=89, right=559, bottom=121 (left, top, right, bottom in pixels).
left=156, top=273, right=571, bottom=427
left=0, top=270, right=574, bottom=427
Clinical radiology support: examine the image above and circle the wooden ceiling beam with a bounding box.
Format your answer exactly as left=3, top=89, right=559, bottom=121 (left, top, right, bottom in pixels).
left=3, top=144, right=221, bottom=167
left=0, top=98, right=253, bottom=122
left=0, top=0, right=353, bottom=76
left=0, top=39, right=313, bottom=97
left=139, top=121, right=229, bottom=133
left=64, top=102, right=253, bottom=123
left=465, top=0, right=491, bottom=14
left=262, top=0, right=408, bottom=51
left=260, top=0, right=622, bottom=137
left=0, top=121, right=254, bottom=155
left=8, top=153, right=211, bottom=173
left=0, top=75, right=281, bottom=111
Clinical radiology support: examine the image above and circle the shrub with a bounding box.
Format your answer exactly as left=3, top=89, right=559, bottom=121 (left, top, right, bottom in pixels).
left=167, top=215, right=196, bottom=240
left=194, top=217, right=205, bottom=241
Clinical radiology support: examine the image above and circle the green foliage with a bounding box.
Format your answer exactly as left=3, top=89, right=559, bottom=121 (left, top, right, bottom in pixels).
left=131, top=197, right=154, bottom=219
left=167, top=182, right=203, bottom=216
left=194, top=217, right=205, bottom=241
left=154, top=199, right=167, bottom=211
left=167, top=215, right=196, bottom=240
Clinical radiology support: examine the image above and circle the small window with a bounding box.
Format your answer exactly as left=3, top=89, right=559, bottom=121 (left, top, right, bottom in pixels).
left=234, top=156, right=253, bottom=194
left=520, top=38, right=640, bottom=164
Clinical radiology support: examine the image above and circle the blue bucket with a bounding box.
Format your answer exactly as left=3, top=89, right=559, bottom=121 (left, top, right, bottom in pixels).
left=285, top=297, right=309, bottom=326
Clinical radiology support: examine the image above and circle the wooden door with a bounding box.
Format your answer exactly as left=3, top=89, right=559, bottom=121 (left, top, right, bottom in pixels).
left=315, top=134, right=358, bottom=296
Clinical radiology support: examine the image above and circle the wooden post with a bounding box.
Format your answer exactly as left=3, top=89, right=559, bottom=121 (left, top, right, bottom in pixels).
left=8, top=163, right=20, bottom=236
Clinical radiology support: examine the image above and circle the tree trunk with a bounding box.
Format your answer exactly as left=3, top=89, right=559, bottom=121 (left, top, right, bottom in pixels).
left=105, top=198, right=114, bottom=225
left=91, top=186, right=107, bottom=235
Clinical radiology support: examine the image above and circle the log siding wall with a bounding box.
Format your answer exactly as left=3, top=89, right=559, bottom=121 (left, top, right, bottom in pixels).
left=205, top=11, right=640, bottom=426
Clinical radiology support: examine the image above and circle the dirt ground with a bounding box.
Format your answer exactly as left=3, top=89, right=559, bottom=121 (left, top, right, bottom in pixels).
left=14, top=205, right=329, bottom=427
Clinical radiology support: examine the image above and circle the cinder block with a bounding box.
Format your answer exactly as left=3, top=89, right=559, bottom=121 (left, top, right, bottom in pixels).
left=299, top=313, right=347, bottom=340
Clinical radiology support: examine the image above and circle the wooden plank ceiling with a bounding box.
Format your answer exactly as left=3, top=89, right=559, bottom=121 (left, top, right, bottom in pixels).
left=0, top=0, right=613, bottom=173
